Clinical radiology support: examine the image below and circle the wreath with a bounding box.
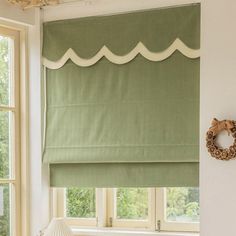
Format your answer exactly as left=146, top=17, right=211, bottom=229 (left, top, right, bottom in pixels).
left=206, top=118, right=236, bottom=160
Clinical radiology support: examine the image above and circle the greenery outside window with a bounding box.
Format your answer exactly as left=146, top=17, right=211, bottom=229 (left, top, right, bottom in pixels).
left=0, top=26, right=20, bottom=236
left=53, top=187, right=199, bottom=232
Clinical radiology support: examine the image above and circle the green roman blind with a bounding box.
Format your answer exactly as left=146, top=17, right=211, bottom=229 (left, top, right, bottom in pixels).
left=42, top=4, right=200, bottom=187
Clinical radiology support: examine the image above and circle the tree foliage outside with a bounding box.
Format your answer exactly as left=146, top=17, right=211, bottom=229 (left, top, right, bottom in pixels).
left=166, top=187, right=200, bottom=222
left=66, top=187, right=199, bottom=224
left=116, top=188, right=148, bottom=220
left=0, top=36, right=11, bottom=236
left=66, top=188, right=96, bottom=218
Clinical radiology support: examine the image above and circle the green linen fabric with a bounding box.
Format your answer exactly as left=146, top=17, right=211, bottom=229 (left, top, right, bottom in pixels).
left=43, top=4, right=200, bottom=61
left=50, top=163, right=199, bottom=187
left=43, top=4, right=200, bottom=187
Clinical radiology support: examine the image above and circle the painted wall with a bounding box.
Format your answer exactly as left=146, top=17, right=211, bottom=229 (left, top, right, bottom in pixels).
left=43, top=0, right=200, bottom=22
left=200, top=0, right=236, bottom=236
left=0, top=1, right=35, bottom=25
left=28, top=9, right=45, bottom=236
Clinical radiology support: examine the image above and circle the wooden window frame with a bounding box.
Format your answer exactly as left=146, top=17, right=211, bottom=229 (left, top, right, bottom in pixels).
left=53, top=187, right=199, bottom=232
left=53, top=188, right=101, bottom=227
left=107, top=188, right=155, bottom=230
left=0, top=22, right=29, bottom=236
left=156, top=188, right=199, bottom=232
left=0, top=26, right=20, bottom=236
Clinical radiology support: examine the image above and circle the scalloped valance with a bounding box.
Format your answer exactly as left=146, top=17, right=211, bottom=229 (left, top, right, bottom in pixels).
left=43, top=4, right=200, bottom=187
left=43, top=4, right=200, bottom=68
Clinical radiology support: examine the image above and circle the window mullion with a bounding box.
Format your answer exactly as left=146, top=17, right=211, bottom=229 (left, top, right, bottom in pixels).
left=57, top=188, right=66, bottom=217
left=106, top=188, right=114, bottom=227
left=149, top=188, right=156, bottom=230
left=96, top=188, right=107, bottom=227
left=155, top=188, right=165, bottom=231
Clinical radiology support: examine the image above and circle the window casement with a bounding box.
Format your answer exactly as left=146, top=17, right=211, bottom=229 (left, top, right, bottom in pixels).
left=155, top=188, right=199, bottom=232
left=0, top=26, right=20, bottom=236
left=52, top=187, right=199, bottom=232
left=107, top=188, right=155, bottom=229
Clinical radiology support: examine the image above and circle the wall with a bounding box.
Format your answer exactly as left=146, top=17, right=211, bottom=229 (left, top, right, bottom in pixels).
left=43, top=0, right=200, bottom=22
left=0, top=1, right=35, bottom=25
left=28, top=9, right=47, bottom=236
left=200, top=0, right=236, bottom=236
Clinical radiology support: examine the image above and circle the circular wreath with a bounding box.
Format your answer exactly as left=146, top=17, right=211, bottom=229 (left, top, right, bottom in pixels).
left=206, top=118, right=236, bottom=160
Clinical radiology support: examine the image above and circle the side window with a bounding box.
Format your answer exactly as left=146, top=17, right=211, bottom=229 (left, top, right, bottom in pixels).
left=66, top=188, right=96, bottom=218
left=0, top=27, right=20, bottom=236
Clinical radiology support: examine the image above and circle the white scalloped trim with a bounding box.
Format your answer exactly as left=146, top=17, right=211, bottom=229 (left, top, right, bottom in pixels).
left=43, top=38, right=200, bottom=69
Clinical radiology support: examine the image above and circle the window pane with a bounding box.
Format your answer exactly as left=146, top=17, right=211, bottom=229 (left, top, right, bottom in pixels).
left=116, top=188, right=148, bottom=220
left=0, top=36, right=12, bottom=106
left=0, top=111, right=13, bottom=179
left=166, top=187, right=200, bottom=223
left=0, top=184, right=10, bottom=236
left=66, top=188, right=96, bottom=218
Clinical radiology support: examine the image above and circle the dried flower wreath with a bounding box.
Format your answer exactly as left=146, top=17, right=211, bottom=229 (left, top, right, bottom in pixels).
left=206, top=118, right=236, bottom=160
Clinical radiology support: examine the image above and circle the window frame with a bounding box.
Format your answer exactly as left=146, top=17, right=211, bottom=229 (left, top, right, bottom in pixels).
left=0, top=22, right=29, bottom=236
left=155, top=188, right=199, bottom=232
left=107, top=188, right=155, bottom=229
left=53, top=188, right=100, bottom=227
left=53, top=187, right=199, bottom=232
left=0, top=25, right=20, bottom=236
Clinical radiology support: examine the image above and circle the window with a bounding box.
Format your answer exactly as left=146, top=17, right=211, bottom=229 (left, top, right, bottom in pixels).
left=116, top=188, right=149, bottom=220
left=66, top=188, right=96, bottom=218
left=0, top=27, right=20, bottom=236
left=53, top=187, right=199, bottom=232
left=156, top=188, right=199, bottom=232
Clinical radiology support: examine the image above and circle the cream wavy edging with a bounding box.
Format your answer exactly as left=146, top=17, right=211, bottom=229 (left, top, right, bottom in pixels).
left=42, top=38, right=200, bottom=69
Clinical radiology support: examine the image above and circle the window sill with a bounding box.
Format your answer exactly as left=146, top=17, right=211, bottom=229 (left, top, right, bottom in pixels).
left=72, top=227, right=199, bottom=236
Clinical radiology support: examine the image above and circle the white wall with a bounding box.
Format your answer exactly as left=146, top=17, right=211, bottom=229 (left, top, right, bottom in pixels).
left=200, top=1, right=236, bottom=236
left=28, top=9, right=45, bottom=236
left=0, top=1, right=35, bottom=25
left=43, top=0, right=200, bottom=22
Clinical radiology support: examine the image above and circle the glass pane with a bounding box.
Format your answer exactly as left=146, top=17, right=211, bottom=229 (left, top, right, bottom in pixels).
left=0, top=184, right=10, bottom=236
left=0, top=36, right=12, bottom=106
left=66, top=188, right=96, bottom=218
left=116, top=188, right=148, bottom=220
left=166, top=187, right=200, bottom=223
left=0, top=111, right=13, bottom=179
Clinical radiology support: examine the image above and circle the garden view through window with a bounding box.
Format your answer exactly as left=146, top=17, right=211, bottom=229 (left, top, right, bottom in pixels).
left=0, top=27, right=19, bottom=236
left=116, top=188, right=148, bottom=220
left=66, top=188, right=96, bottom=218
left=166, top=187, right=200, bottom=223
left=0, top=34, right=14, bottom=236
left=64, top=187, right=200, bottom=228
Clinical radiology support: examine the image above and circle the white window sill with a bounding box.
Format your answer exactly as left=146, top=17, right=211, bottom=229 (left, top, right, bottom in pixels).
left=72, top=228, right=199, bottom=236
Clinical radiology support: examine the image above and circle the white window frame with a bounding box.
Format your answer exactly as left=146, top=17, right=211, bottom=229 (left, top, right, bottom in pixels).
left=107, top=188, right=155, bottom=230
left=156, top=188, right=199, bottom=232
left=53, top=187, right=199, bottom=232
left=53, top=188, right=103, bottom=227
left=0, top=26, right=20, bottom=236
left=0, top=22, right=29, bottom=236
